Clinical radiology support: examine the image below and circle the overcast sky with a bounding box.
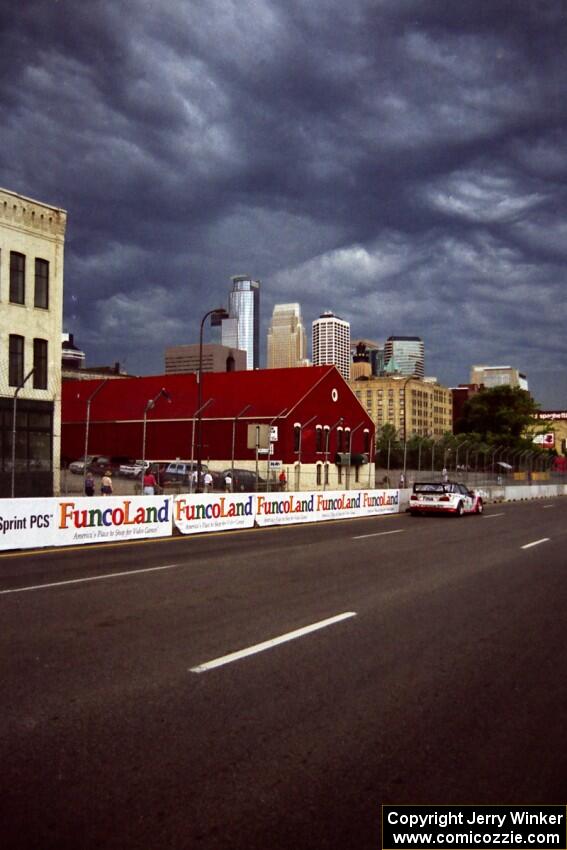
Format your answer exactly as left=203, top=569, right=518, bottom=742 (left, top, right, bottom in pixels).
left=1, top=0, right=566, bottom=407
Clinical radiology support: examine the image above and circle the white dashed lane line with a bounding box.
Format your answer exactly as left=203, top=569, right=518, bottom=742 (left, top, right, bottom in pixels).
left=352, top=529, right=405, bottom=540
left=521, top=538, right=550, bottom=550
left=0, top=563, right=183, bottom=595
left=190, top=611, right=357, bottom=673
left=484, top=512, right=505, bottom=518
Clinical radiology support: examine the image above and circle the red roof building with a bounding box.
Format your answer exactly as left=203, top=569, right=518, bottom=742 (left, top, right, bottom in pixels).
left=62, top=366, right=375, bottom=490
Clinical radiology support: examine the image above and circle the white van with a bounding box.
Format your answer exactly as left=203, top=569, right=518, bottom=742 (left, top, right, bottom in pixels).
left=163, top=461, right=207, bottom=485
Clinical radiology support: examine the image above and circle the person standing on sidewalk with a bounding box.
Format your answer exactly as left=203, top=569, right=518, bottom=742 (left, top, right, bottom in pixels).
left=143, top=469, right=158, bottom=495
left=101, top=471, right=113, bottom=496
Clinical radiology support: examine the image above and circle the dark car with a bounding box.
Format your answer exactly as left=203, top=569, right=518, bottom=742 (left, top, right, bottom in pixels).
left=219, top=468, right=267, bottom=492
left=69, top=455, right=132, bottom=475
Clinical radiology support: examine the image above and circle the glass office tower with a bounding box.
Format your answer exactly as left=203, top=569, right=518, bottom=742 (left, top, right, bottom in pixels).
left=384, top=336, right=424, bottom=378
left=221, top=276, right=260, bottom=370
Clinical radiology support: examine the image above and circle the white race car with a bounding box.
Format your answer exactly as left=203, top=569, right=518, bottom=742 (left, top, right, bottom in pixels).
left=409, top=482, right=483, bottom=517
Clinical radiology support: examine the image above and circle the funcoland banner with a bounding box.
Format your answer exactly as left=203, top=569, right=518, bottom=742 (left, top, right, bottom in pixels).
left=173, top=493, right=255, bottom=535
left=0, top=490, right=400, bottom=551
left=173, top=489, right=399, bottom=534
left=0, top=495, right=173, bottom=551
left=254, top=489, right=399, bottom=527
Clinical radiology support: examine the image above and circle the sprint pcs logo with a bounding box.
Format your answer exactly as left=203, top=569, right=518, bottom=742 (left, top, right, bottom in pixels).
left=0, top=512, right=52, bottom=535
left=59, top=499, right=170, bottom=530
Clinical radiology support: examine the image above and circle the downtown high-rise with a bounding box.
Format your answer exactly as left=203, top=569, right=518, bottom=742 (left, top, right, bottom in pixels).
left=384, top=336, right=424, bottom=378
left=312, top=311, right=351, bottom=381
left=267, top=303, right=307, bottom=369
left=221, top=275, right=260, bottom=370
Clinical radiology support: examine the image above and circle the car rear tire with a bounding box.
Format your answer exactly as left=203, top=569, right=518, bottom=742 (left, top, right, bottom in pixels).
left=476, top=499, right=483, bottom=514
left=455, top=501, right=464, bottom=517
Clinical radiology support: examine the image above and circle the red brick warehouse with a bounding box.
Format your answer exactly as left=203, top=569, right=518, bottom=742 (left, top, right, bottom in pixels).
left=62, top=365, right=375, bottom=491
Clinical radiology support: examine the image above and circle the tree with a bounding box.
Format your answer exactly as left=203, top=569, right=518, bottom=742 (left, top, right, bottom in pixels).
left=457, top=386, right=539, bottom=445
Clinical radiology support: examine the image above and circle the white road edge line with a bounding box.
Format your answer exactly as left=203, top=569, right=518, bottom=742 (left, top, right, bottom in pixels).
left=352, top=529, right=405, bottom=540
left=0, top=562, right=183, bottom=595
left=521, top=538, right=550, bottom=550
left=484, top=512, right=505, bottom=518
left=190, top=611, right=357, bottom=673
left=543, top=505, right=554, bottom=509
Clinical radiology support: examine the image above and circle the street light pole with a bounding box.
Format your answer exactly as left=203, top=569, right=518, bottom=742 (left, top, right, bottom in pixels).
left=197, top=307, right=228, bottom=492
left=11, top=367, right=35, bottom=498
left=190, top=398, right=214, bottom=493
left=83, top=378, right=108, bottom=494
left=455, top=439, right=469, bottom=474
left=142, top=388, right=172, bottom=481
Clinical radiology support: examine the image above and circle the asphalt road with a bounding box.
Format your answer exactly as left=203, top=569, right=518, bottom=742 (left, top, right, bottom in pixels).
left=1, top=499, right=566, bottom=850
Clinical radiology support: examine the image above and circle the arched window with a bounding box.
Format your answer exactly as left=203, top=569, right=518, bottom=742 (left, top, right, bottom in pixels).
left=226, top=355, right=235, bottom=372
left=316, top=425, right=323, bottom=453
left=293, top=423, right=301, bottom=453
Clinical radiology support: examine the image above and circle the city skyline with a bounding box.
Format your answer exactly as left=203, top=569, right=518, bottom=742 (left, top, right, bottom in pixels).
left=1, top=3, right=566, bottom=407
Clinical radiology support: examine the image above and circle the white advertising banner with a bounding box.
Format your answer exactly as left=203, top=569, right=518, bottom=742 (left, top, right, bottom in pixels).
left=0, top=489, right=401, bottom=550
left=254, top=492, right=320, bottom=527
left=254, top=489, right=400, bottom=527
left=0, top=495, right=173, bottom=551
left=173, top=493, right=255, bottom=535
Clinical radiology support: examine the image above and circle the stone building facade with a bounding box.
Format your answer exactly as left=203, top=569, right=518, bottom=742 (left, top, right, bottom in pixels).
left=0, top=188, right=67, bottom=496
left=350, top=374, right=453, bottom=439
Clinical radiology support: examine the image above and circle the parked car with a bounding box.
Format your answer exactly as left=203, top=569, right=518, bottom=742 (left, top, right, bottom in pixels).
left=162, top=461, right=208, bottom=486
left=69, top=455, right=132, bottom=475
left=69, top=455, right=96, bottom=474
left=409, top=481, right=483, bottom=517
left=219, top=468, right=267, bottom=492
left=119, top=460, right=150, bottom=478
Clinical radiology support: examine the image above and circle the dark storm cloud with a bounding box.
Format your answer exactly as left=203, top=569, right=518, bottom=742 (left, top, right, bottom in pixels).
left=1, top=0, right=566, bottom=405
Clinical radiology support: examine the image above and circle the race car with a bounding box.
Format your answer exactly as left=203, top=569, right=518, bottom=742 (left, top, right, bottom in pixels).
left=409, top=481, right=483, bottom=517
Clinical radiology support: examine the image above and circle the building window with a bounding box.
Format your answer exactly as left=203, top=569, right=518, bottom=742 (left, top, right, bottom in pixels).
left=363, top=429, right=370, bottom=454
left=337, top=427, right=344, bottom=452
left=34, top=259, right=49, bottom=309
left=316, top=463, right=322, bottom=485
left=324, top=463, right=329, bottom=485
left=293, top=424, right=301, bottom=453
left=9, top=335, right=24, bottom=387
left=316, top=425, right=323, bottom=453
left=10, top=252, right=25, bottom=304
left=33, top=339, right=48, bottom=389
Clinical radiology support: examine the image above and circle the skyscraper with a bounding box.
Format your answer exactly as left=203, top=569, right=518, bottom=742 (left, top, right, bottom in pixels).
left=312, top=311, right=351, bottom=381
left=267, top=303, right=307, bottom=369
left=384, top=336, right=424, bottom=378
left=221, top=275, right=260, bottom=370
